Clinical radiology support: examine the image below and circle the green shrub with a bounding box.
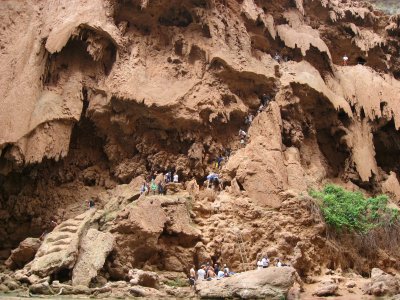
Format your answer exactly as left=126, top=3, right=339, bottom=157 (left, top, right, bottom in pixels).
left=309, top=184, right=399, bottom=233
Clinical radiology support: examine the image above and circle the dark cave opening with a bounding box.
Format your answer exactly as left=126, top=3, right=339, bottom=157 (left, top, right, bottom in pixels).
left=291, top=85, right=352, bottom=178
left=0, top=101, right=109, bottom=250
left=158, top=6, right=193, bottom=27
left=316, top=128, right=349, bottom=177
left=51, top=267, right=72, bottom=284
left=373, top=119, right=400, bottom=175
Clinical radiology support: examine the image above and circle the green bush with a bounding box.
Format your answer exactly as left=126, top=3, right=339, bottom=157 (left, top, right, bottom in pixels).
left=309, top=184, right=399, bottom=233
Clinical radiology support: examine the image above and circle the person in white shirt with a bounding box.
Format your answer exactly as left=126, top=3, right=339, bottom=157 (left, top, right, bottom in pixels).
left=197, top=265, right=206, bottom=280
left=223, top=264, right=230, bottom=276
left=257, top=260, right=263, bottom=270
left=275, top=258, right=282, bottom=267
left=173, top=174, right=179, bottom=183
left=343, top=54, right=349, bottom=66
left=261, top=256, right=270, bottom=268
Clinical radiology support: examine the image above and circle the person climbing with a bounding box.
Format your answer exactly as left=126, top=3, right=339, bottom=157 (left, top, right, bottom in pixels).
left=157, top=181, right=164, bottom=195
left=248, top=113, right=254, bottom=123
left=258, top=103, right=265, bottom=114
left=206, top=173, right=219, bottom=188
left=88, top=199, right=95, bottom=209
left=257, top=259, right=263, bottom=270
left=173, top=173, right=179, bottom=183
left=189, top=265, right=196, bottom=289
left=239, top=129, right=247, bottom=147
left=140, top=182, right=148, bottom=195
left=217, top=155, right=224, bottom=169
left=261, top=94, right=270, bottom=106
left=274, top=52, right=281, bottom=63
left=150, top=179, right=157, bottom=195
left=275, top=258, right=282, bottom=267
left=224, top=147, right=231, bottom=159
left=245, top=113, right=254, bottom=125
left=197, top=265, right=206, bottom=281
left=239, top=128, right=247, bottom=139
left=261, top=256, right=270, bottom=268
left=50, top=220, right=58, bottom=228
left=343, top=54, right=349, bottom=66
left=166, top=171, right=172, bottom=183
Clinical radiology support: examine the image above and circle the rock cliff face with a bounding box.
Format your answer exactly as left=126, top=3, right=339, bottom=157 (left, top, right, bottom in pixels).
left=1, top=0, right=400, bottom=296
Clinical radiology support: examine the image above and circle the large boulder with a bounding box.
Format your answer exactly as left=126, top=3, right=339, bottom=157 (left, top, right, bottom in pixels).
left=72, top=229, right=114, bottom=287
left=23, top=210, right=95, bottom=277
left=223, top=104, right=289, bottom=208
left=196, top=267, right=297, bottom=299
left=128, top=269, right=160, bottom=289
left=5, top=237, right=41, bottom=270
left=110, top=195, right=201, bottom=272
left=364, top=268, right=400, bottom=297
left=312, top=279, right=339, bottom=297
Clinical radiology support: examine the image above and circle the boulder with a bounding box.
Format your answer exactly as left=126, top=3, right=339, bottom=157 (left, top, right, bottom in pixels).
left=5, top=237, right=41, bottom=270
left=3, top=279, right=20, bottom=291
left=196, top=267, right=297, bottom=299
left=346, top=280, right=356, bottom=288
left=51, top=281, right=91, bottom=295
left=111, top=195, right=200, bottom=271
left=165, top=182, right=184, bottom=194
left=224, top=104, right=288, bottom=208
left=128, top=269, right=160, bottom=289
left=72, top=229, right=114, bottom=287
left=29, top=281, right=53, bottom=295
left=312, top=280, right=339, bottom=297
left=129, top=286, right=166, bottom=297
left=0, top=249, right=11, bottom=260
left=364, top=268, right=400, bottom=297
left=0, top=283, right=9, bottom=292
left=26, top=210, right=95, bottom=277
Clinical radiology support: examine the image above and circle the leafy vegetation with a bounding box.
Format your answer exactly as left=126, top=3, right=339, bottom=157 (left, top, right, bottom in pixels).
left=309, top=184, right=399, bottom=233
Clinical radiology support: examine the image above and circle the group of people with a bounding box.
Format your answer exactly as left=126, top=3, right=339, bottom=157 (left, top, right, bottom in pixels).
left=256, top=255, right=288, bottom=269
left=274, top=52, right=291, bottom=63
left=189, top=263, right=233, bottom=288
left=140, top=171, right=180, bottom=195
left=188, top=256, right=288, bottom=288
left=140, top=179, right=165, bottom=195
left=239, top=93, right=273, bottom=146
left=164, top=171, right=179, bottom=184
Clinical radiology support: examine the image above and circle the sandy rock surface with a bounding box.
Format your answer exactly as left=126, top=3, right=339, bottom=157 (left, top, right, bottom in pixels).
left=72, top=229, right=114, bottom=287
left=5, top=238, right=41, bottom=270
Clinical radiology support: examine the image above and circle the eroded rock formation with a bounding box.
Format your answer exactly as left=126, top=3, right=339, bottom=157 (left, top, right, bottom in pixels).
left=1, top=0, right=400, bottom=298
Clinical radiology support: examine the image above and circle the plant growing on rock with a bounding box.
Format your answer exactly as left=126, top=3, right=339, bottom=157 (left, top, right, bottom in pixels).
left=309, top=184, right=399, bottom=233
